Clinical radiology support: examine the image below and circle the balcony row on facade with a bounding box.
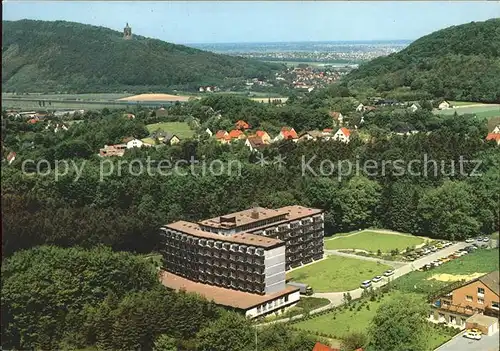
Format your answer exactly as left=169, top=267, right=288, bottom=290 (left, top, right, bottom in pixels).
left=162, top=245, right=266, bottom=265
left=162, top=228, right=268, bottom=256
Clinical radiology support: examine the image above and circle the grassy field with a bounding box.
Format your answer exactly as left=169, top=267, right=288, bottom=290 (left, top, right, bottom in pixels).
left=286, top=256, right=391, bottom=292
left=1, top=99, right=129, bottom=110
left=448, top=101, right=484, bottom=107
left=2, top=93, right=131, bottom=100
left=435, top=104, right=500, bottom=120
left=145, top=122, right=194, bottom=139
left=293, top=292, right=452, bottom=349
left=324, top=230, right=426, bottom=253
left=392, top=248, right=499, bottom=295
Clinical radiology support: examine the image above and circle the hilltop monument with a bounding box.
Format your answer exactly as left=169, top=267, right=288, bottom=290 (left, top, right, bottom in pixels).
left=123, top=23, right=132, bottom=40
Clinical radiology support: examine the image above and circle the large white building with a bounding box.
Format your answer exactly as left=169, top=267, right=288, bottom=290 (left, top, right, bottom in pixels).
left=159, top=205, right=324, bottom=318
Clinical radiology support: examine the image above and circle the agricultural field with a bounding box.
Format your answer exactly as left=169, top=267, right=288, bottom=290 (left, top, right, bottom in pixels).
left=293, top=291, right=453, bottom=350
left=391, top=248, right=499, bottom=295
left=2, top=93, right=131, bottom=101
left=448, top=101, right=484, bottom=107
left=145, top=122, right=194, bottom=139
left=286, top=256, right=391, bottom=292
left=118, top=93, right=194, bottom=102
left=324, top=230, right=426, bottom=253
left=434, top=104, right=500, bottom=120
left=1, top=99, right=127, bottom=111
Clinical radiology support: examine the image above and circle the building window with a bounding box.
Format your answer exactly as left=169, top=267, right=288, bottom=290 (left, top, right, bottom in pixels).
left=257, top=306, right=261, bottom=313
left=492, top=301, right=499, bottom=309
left=478, top=298, right=484, bottom=304
left=466, top=295, right=473, bottom=302
left=478, top=287, right=485, bottom=295
left=285, top=295, right=289, bottom=303
left=466, top=306, right=473, bottom=313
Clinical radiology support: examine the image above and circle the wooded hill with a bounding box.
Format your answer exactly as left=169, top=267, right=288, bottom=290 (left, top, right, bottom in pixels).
left=2, top=20, right=282, bottom=93
left=343, top=19, right=500, bottom=103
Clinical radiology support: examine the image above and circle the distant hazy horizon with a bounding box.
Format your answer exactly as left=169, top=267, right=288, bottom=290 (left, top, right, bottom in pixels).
left=3, top=1, right=498, bottom=44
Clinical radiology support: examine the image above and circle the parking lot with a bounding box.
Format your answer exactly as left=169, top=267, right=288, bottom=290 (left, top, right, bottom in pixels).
left=435, top=330, right=499, bottom=351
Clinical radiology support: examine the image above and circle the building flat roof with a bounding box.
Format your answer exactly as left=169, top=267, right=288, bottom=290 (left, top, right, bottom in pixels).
left=159, top=270, right=299, bottom=310
left=199, top=206, right=289, bottom=229
left=164, top=221, right=284, bottom=249
left=199, top=205, right=323, bottom=230
left=466, top=313, right=499, bottom=327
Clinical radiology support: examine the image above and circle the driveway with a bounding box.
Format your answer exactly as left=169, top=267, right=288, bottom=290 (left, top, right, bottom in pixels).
left=315, top=241, right=469, bottom=303
left=259, top=242, right=471, bottom=326
left=435, top=331, right=499, bottom=351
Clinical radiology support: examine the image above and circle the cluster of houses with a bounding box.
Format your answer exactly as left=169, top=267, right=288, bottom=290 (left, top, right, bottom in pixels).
left=287, top=67, right=340, bottom=91
left=99, top=137, right=152, bottom=157
left=198, top=86, right=220, bottom=93
left=99, top=129, right=182, bottom=157
left=208, top=119, right=352, bottom=152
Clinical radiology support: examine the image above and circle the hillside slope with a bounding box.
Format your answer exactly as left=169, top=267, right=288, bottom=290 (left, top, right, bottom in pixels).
left=2, top=20, right=282, bottom=93
left=343, top=19, right=500, bottom=103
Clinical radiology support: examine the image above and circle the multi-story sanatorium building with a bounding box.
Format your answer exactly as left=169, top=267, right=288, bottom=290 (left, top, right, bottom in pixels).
left=159, top=205, right=324, bottom=317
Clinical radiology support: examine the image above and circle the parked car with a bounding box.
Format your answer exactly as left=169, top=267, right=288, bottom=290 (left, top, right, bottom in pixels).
left=431, top=260, right=441, bottom=267
left=439, top=257, right=450, bottom=263
left=372, top=276, right=382, bottom=283
left=384, top=269, right=395, bottom=277
left=361, top=280, right=372, bottom=289
left=436, top=243, right=443, bottom=249
left=423, top=264, right=433, bottom=271
left=422, top=249, right=431, bottom=255
left=465, top=238, right=475, bottom=243
left=463, top=330, right=482, bottom=340
left=483, top=237, right=490, bottom=242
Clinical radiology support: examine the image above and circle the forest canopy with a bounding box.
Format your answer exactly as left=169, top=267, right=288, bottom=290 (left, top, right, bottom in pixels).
left=343, top=19, right=500, bottom=103
left=2, top=20, right=282, bottom=93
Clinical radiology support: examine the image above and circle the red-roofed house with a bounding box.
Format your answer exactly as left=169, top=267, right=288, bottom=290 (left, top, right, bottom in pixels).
left=235, top=120, right=251, bottom=130
left=228, top=129, right=246, bottom=140
left=312, top=342, right=339, bottom=351
left=333, top=127, right=351, bottom=143
left=255, top=130, right=271, bottom=144
left=274, top=127, right=298, bottom=142
left=215, top=130, right=229, bottom=142
left=486, top=133, right=500, bottom=145
left=27, top=117, right=39, bottom=124
left=6, top=151, right=16, bottom=165
left=245, top=135, right=267, bottom=152
left=329, top=111, right=343, bottom=126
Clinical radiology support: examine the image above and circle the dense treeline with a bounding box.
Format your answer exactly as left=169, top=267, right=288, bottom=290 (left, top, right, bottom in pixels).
left=2, top=98, right=499, bottom=258
left=2, top=20, right=282, bottom=93
left=1, top=246, right=317, bottom=350
left=343, top=18, right=500, bottom=102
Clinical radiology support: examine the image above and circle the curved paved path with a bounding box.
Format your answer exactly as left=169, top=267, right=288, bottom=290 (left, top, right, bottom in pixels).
left=258, top=241, right=469, bottom=327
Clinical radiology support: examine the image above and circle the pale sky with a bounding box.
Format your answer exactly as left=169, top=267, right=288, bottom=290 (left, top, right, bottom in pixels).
left=3, top=1, right=500, bottom=44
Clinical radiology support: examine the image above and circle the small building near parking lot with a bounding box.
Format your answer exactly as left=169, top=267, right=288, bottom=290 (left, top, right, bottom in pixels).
left=465, top=313, right=499, bottom=336
left=430, top=271, right=499, bottom=332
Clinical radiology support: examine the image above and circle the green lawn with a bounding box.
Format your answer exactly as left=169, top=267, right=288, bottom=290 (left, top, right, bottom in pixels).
left=286, top=256, right=391, bottom=292
left=2, top=93, right=130, bottom=101
left=146, top=122, right=194, bottom=139
left=448, top=101, right=483, bottom=107
left=435, top=104, right=500, bottom=120
left=324, top=231, right=426, bottom=253
left=392, top=248, right=499, bottom=295
left=293, top=292, right=453, bottom=349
